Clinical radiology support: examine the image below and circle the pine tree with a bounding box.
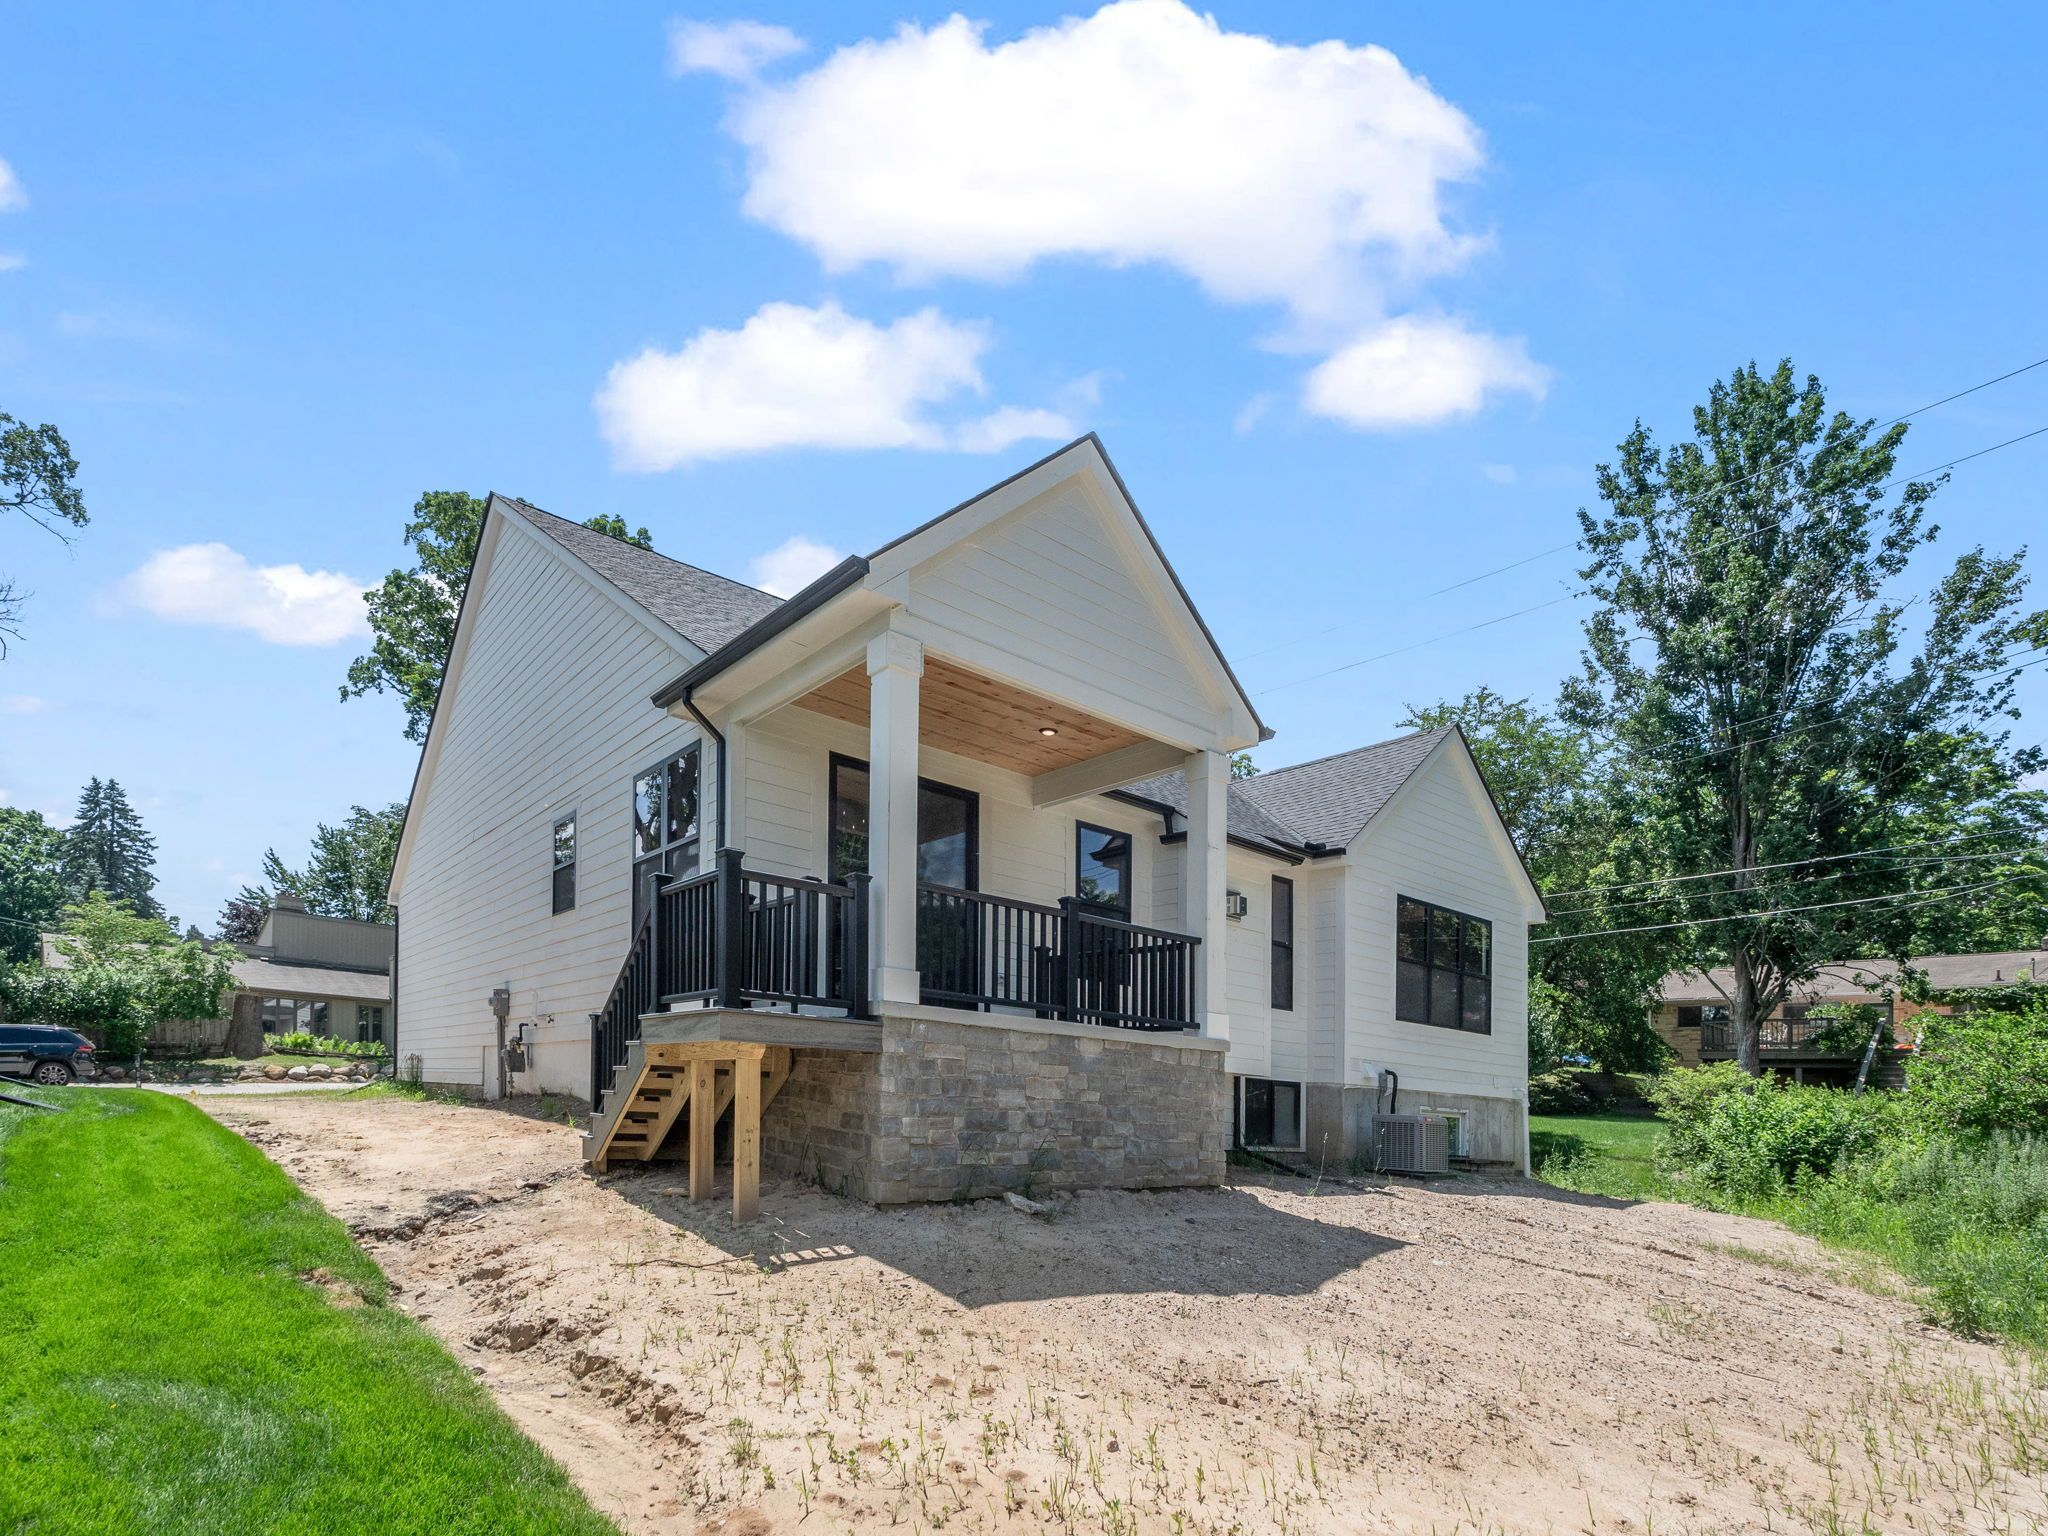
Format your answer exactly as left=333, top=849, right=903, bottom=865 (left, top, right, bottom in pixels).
left=61, top=777, right=162, bottom=917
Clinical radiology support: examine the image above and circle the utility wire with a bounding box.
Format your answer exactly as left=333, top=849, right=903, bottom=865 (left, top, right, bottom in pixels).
left=1530, top=872, right=2037, bottom=943
left=1255, top=590, right=1583, bottom=696
left=1418, top=352, right=2048, bottom=604
left=1544, top=846, right=2045, bottom=920
left=1541, top=827, right=2034, bottom=900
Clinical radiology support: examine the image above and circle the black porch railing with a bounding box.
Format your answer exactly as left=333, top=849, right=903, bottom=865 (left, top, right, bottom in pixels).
left=916, top=883, right=1200, bottom=1032
left=593, top=851, right=1200, bottom=1112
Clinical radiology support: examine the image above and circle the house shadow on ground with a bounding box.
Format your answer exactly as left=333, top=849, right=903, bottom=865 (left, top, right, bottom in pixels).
left=606, top=1168, right=1408, bottom=1308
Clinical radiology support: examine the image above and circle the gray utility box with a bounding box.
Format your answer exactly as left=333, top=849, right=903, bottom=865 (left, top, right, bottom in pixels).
left=1373, top=1113, right=1452, bottom=1175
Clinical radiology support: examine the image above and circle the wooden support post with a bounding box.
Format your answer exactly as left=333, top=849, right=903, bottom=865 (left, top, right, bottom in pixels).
left=733, top=1052, right=761, bottom=1224
left=688, top=1059, right=716, bottom=1202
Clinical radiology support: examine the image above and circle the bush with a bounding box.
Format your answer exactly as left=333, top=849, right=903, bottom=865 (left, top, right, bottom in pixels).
left=1660, top=1072, right=1894, bottom=1199
left=1908, top=1003, right=2048, bottom=1136
left=266, top=1030, right=389, bottom=1060
left=0, top=962, right=148, bottom=1059
left=1644, top=1061, right=1751, bottom=1132
left=1528, top=1070, right=1594, bottom=1115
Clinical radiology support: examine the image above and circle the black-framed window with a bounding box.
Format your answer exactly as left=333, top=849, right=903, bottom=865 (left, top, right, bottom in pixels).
left=1239, top=1076, right=1302, bottom=1149
left=1270, top=875, right=1294, bottom=1011
left=551, top=812, right=577, bottom=914
left=1395, top=895, right=1491, bottom=1033
left=1075, top=822, right=1132, bottom=918
left=827, top=753, right=979, bottom=890
left=632, top=746, right=700, bottom=923
left=1674, top=1004, right=1730, bottom=1029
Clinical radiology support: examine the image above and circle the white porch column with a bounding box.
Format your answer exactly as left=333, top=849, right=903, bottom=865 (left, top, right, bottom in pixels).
left=866, top=629, right=925, bottom=1006
left=1183, top=746, right=1230, bottom=1042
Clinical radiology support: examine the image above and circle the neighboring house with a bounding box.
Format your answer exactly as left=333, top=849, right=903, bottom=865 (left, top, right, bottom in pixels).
left=1653, top=946, right=2047, bottom=1086
left=39, top=893, right=393, bottom=1052
left=387, top=436, right=1543, bottom=1209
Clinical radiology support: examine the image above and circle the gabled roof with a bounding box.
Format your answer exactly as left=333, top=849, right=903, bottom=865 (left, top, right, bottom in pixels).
left=1237, top=728, right=1456, bottom=849
left=502, top=497, right=782, bottom=654
left=1122, top=727, right=1455, bottom=857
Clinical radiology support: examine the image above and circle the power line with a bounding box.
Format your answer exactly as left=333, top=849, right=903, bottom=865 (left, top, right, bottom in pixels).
left=1541, top=827, right=2033, bottom=900
left=1544, top=846, right=2044, bottom=920
left=1875, top=423, right=2048, bottom=495
left=1423, top=352, right=2048, bottom=603
left=1530, top=872, right=2037, bottom=943
left=1255, top=590, right=1583, bottom=696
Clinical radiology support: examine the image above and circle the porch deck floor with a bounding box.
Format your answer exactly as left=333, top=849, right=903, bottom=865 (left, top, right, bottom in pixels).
left=639, top=1007, right=884, bottom=1053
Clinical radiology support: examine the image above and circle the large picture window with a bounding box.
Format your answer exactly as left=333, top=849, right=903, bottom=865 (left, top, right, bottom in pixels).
left=632, top=746, right=701, bottom=924
left=1270, top=875, right=1294, bottom=1011
left=1396, top=896, right=1491, bottom=1033
left=1075, top=822, right=1132, bottom=919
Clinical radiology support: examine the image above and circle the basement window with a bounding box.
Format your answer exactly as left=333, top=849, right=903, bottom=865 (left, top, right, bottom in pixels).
left=552, top=812, right=577, bottom=915
left=1239, top=1076, right=1302, bottom=1150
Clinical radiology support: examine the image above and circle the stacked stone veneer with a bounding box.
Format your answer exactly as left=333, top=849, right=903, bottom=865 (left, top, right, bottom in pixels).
left=759, top=1011, right=1228, bottom=1205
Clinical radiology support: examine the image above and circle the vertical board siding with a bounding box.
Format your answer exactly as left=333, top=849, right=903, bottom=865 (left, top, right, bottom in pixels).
left=395, top=523, right=698, bottom=1098
left=1342, top=752, right=1530, bottom=1099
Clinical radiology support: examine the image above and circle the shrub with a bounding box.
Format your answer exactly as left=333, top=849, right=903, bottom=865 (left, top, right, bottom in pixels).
left=1644, top=1061, right=1751, bottom=1134
left=1528, top=1070, right=1594, bottom=1115
left=266, top=1030, right=389, bottom=1060
left=0, top=962, right=148, bottom=1059
left=1907, top=1003, right=2048, bottom=1137
left=1661, top=1073, right=1894, bottom=1199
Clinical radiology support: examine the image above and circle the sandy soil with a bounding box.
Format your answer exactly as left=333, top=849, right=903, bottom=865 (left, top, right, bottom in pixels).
left=205, top=1093, right=2046, bottom=1536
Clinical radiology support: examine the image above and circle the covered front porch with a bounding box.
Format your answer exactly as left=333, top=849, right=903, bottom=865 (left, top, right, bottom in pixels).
left=587, top=438, right=1261, bottom=1198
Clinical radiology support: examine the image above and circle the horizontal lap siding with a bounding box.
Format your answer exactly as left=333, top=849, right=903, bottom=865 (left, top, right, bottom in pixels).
left=908, top=487, right=1214, bottom=743
left=1310, top=870, right=1344, bottom=1082
left=395, top=523, right=698, bottom=1098
left=1343, top=753, right=1530, bottom=1100
left=1224, top=849, right=1274, bottom=1080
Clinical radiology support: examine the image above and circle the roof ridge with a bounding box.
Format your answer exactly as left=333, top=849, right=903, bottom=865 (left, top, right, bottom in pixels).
left=1250, top=725, right=1450, bottom=781
left=503, top=496, right=782, bottom=607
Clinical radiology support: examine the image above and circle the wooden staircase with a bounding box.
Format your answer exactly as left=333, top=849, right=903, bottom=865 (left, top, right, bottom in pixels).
left=584, top=1041, right=792, bottom=1219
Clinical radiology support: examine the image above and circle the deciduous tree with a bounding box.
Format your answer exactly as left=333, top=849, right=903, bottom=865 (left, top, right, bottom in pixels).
left=0, top=411, right=89, bottom=656
left=263, top=802, right=405, bottom=922
left=1562, top=360, right=2045, bottom=1075
left=0, top=806, right=68, bottom=964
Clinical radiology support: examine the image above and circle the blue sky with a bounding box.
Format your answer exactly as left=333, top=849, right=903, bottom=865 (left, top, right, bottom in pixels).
left=3, top=1, right=2045, bottom=931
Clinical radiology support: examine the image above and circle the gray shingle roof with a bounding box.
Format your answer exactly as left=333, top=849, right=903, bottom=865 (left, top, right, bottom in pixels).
left=1661, top=949, right=2048, bottom=1003
left=504, top=498, right=783, bottom=654
left=1121, top=727, right=1452, bottom=856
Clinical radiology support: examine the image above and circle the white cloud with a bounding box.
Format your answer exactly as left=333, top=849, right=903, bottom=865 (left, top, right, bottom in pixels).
left=749, top=534, right=845, bottom=597
left=113, top=543, right=370, bottom=646
left=0, top=157, right=24, bottom=213
left=0, top=253, right=25, bottom=274
left=0, top=788, right=10, bottom=805
left=952, top=405, right=1075, bottom=455
left=668, top=17, right=805, bottom=80
left=1480, top=462, right=1517, bottom=484
left=0, top=694, right=46, bottom=715
left=1302, top=316, right=1548, bottom=430
left=597, top=300, right=998, bottom=468
left=684, top=3, right=1545, bottom=431
left=720, top=1, right=1482, bottom=328
left=1232, top=393, right=1275, bottom=435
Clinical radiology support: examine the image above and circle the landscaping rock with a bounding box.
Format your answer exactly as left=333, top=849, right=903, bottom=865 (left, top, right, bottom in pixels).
left=264, top=1065, right=287, bottom=1081
left=287, top=1065, right=310, bottom=1081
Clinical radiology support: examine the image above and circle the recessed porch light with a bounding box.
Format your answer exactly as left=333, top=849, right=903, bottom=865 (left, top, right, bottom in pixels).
left=1038, top=726, right=1059, bottom=737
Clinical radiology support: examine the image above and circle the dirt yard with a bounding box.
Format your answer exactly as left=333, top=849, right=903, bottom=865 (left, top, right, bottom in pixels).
left=204, top=1092, right=2046, bottom=1536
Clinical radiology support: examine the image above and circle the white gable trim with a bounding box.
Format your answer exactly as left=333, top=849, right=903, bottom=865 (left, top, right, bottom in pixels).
left=1344, top=732, right=1547, bottom=918
left=866, top=436, right=1264, bottom=745
left=386, top=498, right=700, bottom=902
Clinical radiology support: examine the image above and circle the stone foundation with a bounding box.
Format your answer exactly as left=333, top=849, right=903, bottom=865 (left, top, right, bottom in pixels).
left=757, top=1007, right=1229, bottom=1205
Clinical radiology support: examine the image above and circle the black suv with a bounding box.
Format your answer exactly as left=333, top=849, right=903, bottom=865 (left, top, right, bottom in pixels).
left=0, top=1024, right=97, bottom=1086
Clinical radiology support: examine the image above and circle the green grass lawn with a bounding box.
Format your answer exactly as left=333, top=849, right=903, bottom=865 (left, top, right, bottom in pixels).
left=0, top=1088, right=616, bottom=1536
left=1528, top=1112, right=1675, bottom=1201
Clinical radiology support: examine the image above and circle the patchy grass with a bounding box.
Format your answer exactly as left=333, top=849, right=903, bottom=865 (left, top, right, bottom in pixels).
left=0, top=1089, right=615, bottom=1536
left=1529, top=1112, right=1674, bottom=1201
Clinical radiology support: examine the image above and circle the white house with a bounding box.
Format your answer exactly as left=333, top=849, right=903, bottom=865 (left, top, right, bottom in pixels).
left=386, top=437, right=1543, bottom=1211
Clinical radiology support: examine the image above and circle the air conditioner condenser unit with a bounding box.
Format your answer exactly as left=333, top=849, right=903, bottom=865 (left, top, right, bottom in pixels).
left=1373, top=1113, right=1452, bottom=1175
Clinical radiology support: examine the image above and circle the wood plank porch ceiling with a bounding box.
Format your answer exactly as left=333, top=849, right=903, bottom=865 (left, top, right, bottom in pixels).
left=792, top=655, right=1147, bottom=775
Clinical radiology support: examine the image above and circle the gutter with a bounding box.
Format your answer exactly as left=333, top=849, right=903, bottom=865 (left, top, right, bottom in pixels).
left=677, top=686, right=730, bottom=852
left=651, top=556, right=869, bottom=710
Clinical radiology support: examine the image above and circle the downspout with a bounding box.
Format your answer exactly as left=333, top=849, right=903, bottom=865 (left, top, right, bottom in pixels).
left=387, top=905, right=399, bottom=1081
left=679, top=685, right=729, bottom=852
